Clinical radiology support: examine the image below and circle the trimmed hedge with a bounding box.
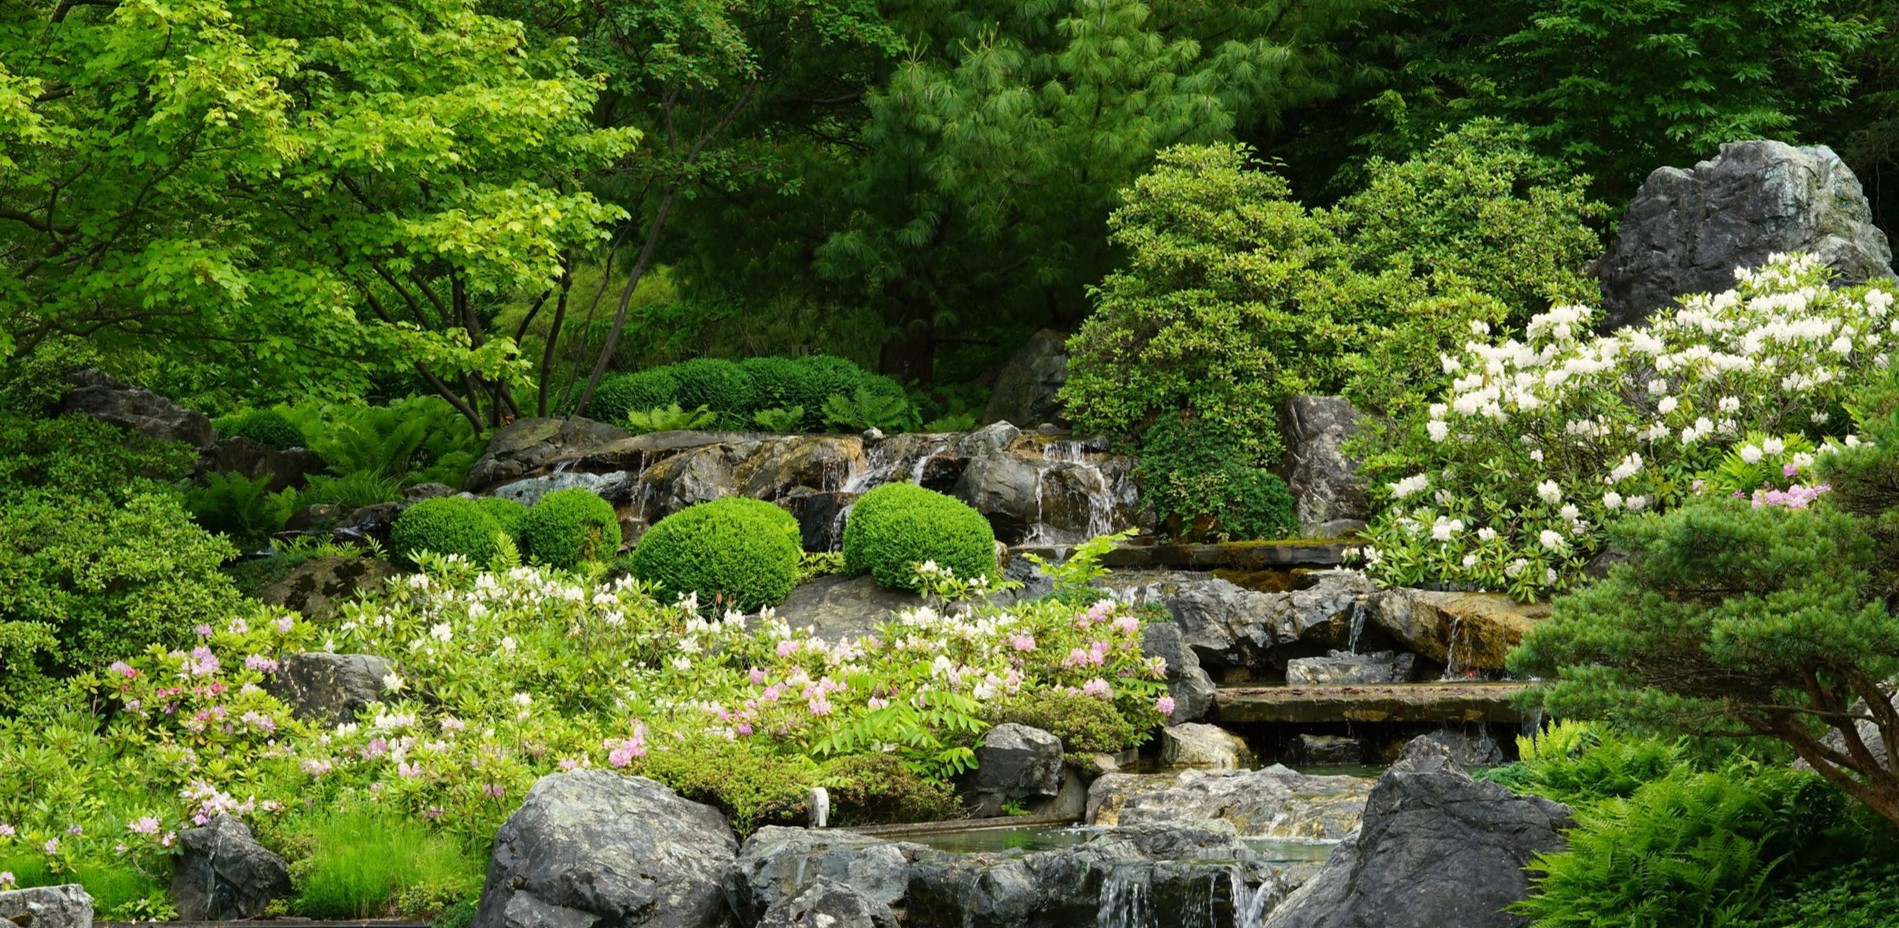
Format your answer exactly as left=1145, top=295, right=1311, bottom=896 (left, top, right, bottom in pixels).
left=593, top=355, right=898, bottom=433
left=669, top=359, right=756, bottom=427
left=590, top=369, right=681, bottom=425
left=842, top=483, right=996, bottom=591
left=390, top=497, right=506, bottom=566
left=519, top=488, right=622, bottom=569
left=475, top=496, right=528, bottom=538
left=221, top=408, right=304, bottom=449
left=629, top=497, right=801, bottom=612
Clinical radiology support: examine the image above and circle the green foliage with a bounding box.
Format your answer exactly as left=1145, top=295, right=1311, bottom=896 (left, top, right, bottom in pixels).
left=283, top=397, right=488, bottom=488
left=299, top=472, right=406, bottom=511
left=669, top=359, right=757, bottom=428
left=822, top=385, right=915, bottom=433
left=629, top=498, right=802, bottom=612
left=591, top=369, right=682, bottom=425
left=519, top=489, right=622, bottom=570
left=626, top=404, right=719, bottom=434
left=1489, top=723, right=1695, bottom=808
left=809, top=687, right=987, bottom=780
left=843, top=484, right=997, bottom=592
left=276, top=807, right=481, bottom=919
left=629, top=736, right=818, bottom=834
left=795, top=551, right=847, bottom=585
left=389, top=498, right=507, bottom=567
left=475, top=498, right=529, bottom=539
left=1137, top=416, right=1299, bottom=542
left=1024, top=529, right=1135, bottom=597
left=432, top=897, right=479, bottom=928
left=1064, top=123, right=1604, bottom=462
left=185, top=472, right=299, bottom=550
left=985, top=691, right=1143, bottom=755
left=1746, top=859, right=1899, bottom=928
left=217, top=408, right=305, bottom=450
left=820, top=754, right=966, bottom=826
left=752, top=407, right=806, bottom=433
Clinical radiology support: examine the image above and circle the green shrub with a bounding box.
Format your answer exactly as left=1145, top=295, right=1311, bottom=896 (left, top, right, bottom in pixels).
left=629, top=736, right=817, bottom=834
left=475, top=497, right=528, bottom=538
left=668, top=358, right=756, bottom=427
left=185, top=471, right=299, bottom=549
left=985, top=691, right=1142, bottom=754
left=626, top=403, right=718, bottom=434
left=629, top=497, right=801, bottom=611
left=739, top=357, right=807, bottom=413
left=821, top=754, right=966, bottom=826
left=519, top=488, right=621, bottom=569
left=789, top=355, right=873, bottom=427
left=1138, top=415, right=1298, bottom=542
left=843, top=483, right=996, bottom=591
left=389, top=497, right=506, bottom=566
left=219, top=407, right=306, bottom=449
left=821, top=384, right=914, bottom=433
left=300, top=471, right=404, bottom=510
left=590, top=368, right=681, bottom=424
left=752, top=406, right=805, bottom=433
left=281, top=395, right=485, bottom=487
left=1748, top=860, right=1899, bottom=928
left=279, top=807, right=482, bottom=918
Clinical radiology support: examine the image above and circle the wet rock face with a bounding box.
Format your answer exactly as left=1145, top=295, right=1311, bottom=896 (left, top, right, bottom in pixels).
left=1163, top=572, right=1379, bottom=679
left=170, top=816, right=293, bottom=921
left=983, top=329, right=1071, bottom=428
left=973, top=724, right=1065, bottom=816
left=1280, top=396, right=1370, bottom=533
left=1158, top=723, right=1254, bottom=770
left=1368, top=589, right=1549, bottom=674
left=0, top=885, right=93, bottom=928
left=1599, top=140, right=1895, bottom=330
left=263, top=652, right=395, bottom=726
left=756, top=879, right=898, bottom=928
left=1087, top=766, right=1372, bottom=840
left=1262, top=738, right=1572, bottom=928
left=724, top=828, right=919, bottom=927
left=473, top=771, right=738, bottom=928
left=1139, top=622, right=1216, bottom=724
left=1283, top=650, right=1414, bottom=685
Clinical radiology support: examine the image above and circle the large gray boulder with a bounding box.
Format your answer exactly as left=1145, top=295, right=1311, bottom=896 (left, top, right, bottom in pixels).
left=170, top=815, right=293, bottom=921
left=757, top=880, right=897, bottom=928
left=771, top=575, right=922, bottom=643
left=973, top=724, right=1064, bottom=816
left=1599, top=140, right=1895, bottom=329
left=257, top=557, right=397, bottom=621
left=1088, top=766, right=1372, bottom=840
left=0, top=885, right=92, bottom=928
left=1139, top=622, right=1216, bottom=724
left=1159, top=723, right=1254, bottom=770
left=199, top=435, right=319, bottom=493
left=1283, top=650, right=1414, bottom=685
left=1165, top=572, right=1377, bottom=677
left=473, top=771, right=739, bottom=928
left=1262, top=737, right=1572, bottom=928
left=724, top=828, right=918, bottom=927
left=264, top=652, right=395, bottom=726
left=983, top=329, right=1071, bottom=428
left=58, top=369, right=215, bottom=451
left=1280, top=396, right=1369, bottom=534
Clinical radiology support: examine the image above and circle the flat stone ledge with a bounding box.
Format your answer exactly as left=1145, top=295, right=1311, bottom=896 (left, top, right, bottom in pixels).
left=1212, top=682, right=1531, bottom=724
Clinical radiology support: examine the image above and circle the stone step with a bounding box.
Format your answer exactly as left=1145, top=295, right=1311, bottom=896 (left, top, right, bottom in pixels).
left=1211, top=682, right=1532, bottom=724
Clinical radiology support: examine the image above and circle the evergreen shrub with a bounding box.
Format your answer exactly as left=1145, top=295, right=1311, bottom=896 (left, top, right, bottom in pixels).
left=629, top=497, right=800, bottom=611
left=220, top=407, right=305, bottom=449
left=389, top=497, right=506, bottom=566
left=519, top=488, right=621, bottom=569
left=1139, top=415, right=1297, bottom=542
left=475, top=497, right=528, bottom=538
left=842, top=483, right=996, bottom=591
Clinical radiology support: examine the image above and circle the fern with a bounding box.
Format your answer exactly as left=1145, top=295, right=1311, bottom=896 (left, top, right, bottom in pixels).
left=821, top=387, right=913, bottom=432
left=752, top=406, right=805, bottom=433
left=185, top=471, right=298, bottom=549
left=487, top=533, right=522, bottom=573
left=626, top=403, right=718, bottom=434
left=809, top=688, right=986, bottom=780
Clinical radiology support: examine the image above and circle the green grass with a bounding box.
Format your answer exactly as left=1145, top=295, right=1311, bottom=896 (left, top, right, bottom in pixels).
left=281, top=807, right=482, bottom=919
left=0, top=852, right=169, bottom=918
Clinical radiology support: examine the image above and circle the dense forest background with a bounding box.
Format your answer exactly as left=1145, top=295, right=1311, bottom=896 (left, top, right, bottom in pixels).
left=3, top=0, right=1894, bottom=421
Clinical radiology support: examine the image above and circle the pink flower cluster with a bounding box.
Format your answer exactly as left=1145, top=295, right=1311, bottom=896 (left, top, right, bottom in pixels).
left=1750, top=483, right=1831, bottom=510
left=604, top=723, right=648, bottom=768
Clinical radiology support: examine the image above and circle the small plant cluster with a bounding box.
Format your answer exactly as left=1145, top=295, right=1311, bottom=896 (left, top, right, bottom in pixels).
left=1137, top=415, right=1298, bottom=542
left=391, top=489, right=619, bottom=570
left=591, top=356, right=915, bottom=434
left=842, top=484, right=998, bottom=592
left=1357, top=254, right=1892, bottom=599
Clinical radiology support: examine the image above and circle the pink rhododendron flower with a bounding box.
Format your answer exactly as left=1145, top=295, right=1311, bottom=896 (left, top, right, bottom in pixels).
left=1010, top=635, right=1036, bottom=652
left=1155, top=695, right=1176, bottom=717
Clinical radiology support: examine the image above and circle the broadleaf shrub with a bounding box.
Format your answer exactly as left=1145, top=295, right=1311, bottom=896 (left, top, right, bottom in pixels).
left=389, top=497, right=506, bottom=566
left=668, top=359, right=756, bottom=428
left=1138, top=415, right=1297, bottom=541
left=519, top=488, right=621, bottom=569
left=629, top=497, right=801, bottom=611
left=843, top=484, right=996, bottom=591
left=984, top=690, right=1143, bottom=754
left=591, top=368, right=681, bottom=425
left=185, top=471, right=298, bottom=549
left=217, top=407, right=305, bottom=449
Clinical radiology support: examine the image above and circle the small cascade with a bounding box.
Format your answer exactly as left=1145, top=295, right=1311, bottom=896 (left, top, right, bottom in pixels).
left=907, top=435, right=954, bottom=484
left=552, top=458, right=575, bottom=474
left=1439, top=616, right=1464, bottom=680
left=825, top=503, right=855, bottom=552
left=1024, top=459, right=1121, bottom=545
left=1228, top=866, right=1279, bottom=928
left=840, top=444, right=890, bottom=494
left=1346, top=600, right=1368, bottom=654
left=1096, top=864, right=1155, bottom=928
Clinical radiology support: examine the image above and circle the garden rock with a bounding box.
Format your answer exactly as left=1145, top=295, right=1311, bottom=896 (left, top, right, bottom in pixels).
left=170, top=815, right=293, bottom=921
left=490, top=471, right=639, bottom=508
left=771, top=575, right=920, bottom=643
left=1368, top=589, right=1548, bottom=674
left=1262, top=737, right=1572, bottom=928
left=1164, top=572, right=1377, bottom=678
left=1088, top=766, right=1372, bottom=839
left=1140, top=622, right=1215, bottom=723
left=465, top=416, right=644, bottom=489
left=982, top=329, right=1070, bottom=427
left=258, top=556, right=397, bottom=621
left=1283, top=650, right=1414, bottom=685
left=59, top=369, right=215, bottom=450
left=199, top=435, right=319, bottom=493
left=1598, top=140, right=1895, bottom=330
left=757, top=880, right=897, bottom=928
left=1280, top=396, right=1369, bottom=532
left=0, top=884, right=92, bottom=928
left=1296, top=734, right=1365, bottom=766
left=473, top=770, right=738, bottom=928
left=973, top=724, right=1064, bottom=816
left=1413, top=727, right=1507, bottom=768
left=403, top=482, right=460, bottom=502
left=331, top=501, right=402, bottom=546
left=1159, top=723, right=1254, bottom=770
left=265, top=652, right=395, bottom=725
left=725, top=827, right=918, bottom=926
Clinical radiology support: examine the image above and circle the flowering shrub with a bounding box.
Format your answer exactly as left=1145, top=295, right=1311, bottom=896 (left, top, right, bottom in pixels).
left=1357, top=254, right=1892, bottom=599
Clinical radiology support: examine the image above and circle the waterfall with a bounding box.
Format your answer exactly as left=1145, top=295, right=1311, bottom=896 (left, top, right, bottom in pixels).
left=1096, top=864, right=1154, bottom=928
left=826, top=503, right=854, bottom=553
left=1346, top=600, right=1367, bottom=654
left=1439, top=616, right=1464, bottom=680
left=1228, top=866, right=1279, bottom=928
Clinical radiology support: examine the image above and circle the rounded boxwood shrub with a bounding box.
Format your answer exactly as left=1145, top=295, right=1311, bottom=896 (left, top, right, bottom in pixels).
left=629, top=497, right=800, bottom=612
left=475, top=496, right=528, bottom=538
left=390, top=497, right=506, bottom=565
left=669, top=359, right=756, bottom=427
left=520, top=488, right=622, bottom=569
left=739, top=357, right=806, bottom=416
left=789, top=355, right=872, bottom=430
left=843, top=483, right=996, bottom=591
left=222, top=408, right=304, bottom=449
left=590, top=369, right=681, bottom=425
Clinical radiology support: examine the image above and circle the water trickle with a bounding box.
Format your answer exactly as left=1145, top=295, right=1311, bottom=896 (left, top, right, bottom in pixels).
left=1096, top=864, right=1154, bottom=928
left=1229, top=866, right=1279, bottom=928
left=552, top=458, right=575, bottom=474
left=1439, top=616, right=1465, bottom=680
left=1346, top=600, right=1368, bottom=654
left=826, top=503, right=855, bottom=552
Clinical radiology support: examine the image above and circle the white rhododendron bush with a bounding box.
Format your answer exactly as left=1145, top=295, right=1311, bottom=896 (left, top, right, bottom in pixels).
left=1358, top=254, right=1895, bottom=600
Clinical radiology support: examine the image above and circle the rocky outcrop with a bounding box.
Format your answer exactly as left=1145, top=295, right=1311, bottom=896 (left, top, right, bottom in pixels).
left=170, top=815, right=293, bottom=921
left=264, top=652, right=395, bottom=726
left=1284, top=650, right=1414, bottom=685
left=200, top=436, right=320, bottom=493
left=725, top=828, right=918, bottom=927
left=1139, top=622, right=1216, bottom=724
left=58, top=370, right=216, bottom=451
left=1368, top=589, right=1548, bottom=675
left=1280, top=397, right=1369, bottom=535
left=0, top=885, right=93, bottom=928
left=1164, top=572, right=1379, bottom=679
left=474, top=771, right=738, bottom=928
left=489, top=471, right=638, bottom=509
left=757, top=880, right=897, bottom=928
left=1599, top=140, right=1895, bottom=329
left=1088, top=767, right=1372, bottom=840
left=1296, top=734, right=1364, bottom=766
left=973, top=724, right=1065, bottom=817
left=1262, top=738, right=1572, bottom=928
left=983, top=330, right=1070, bottom=428
left=772, top=575, right=922, bottom=642
left=257, top=557, right=396, bottom=621
left=1158, top=723, right=1253, bottom=770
